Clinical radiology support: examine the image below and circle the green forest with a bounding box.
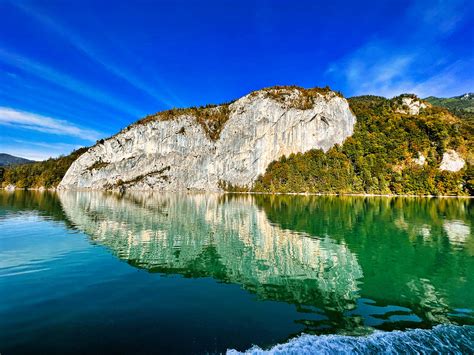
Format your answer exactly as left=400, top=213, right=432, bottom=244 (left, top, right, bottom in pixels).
left=0, top=148, right=88, bottom=189
left=251, top=95, right=473, bottom=196
left=425, top=93, right=474, bottom=122
left=1, top=91, right=472, bottom=195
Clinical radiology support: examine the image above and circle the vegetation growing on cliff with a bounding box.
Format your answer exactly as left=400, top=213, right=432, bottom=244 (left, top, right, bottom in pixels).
left=86, top=160, right=110, bottom=172
left=0, top=148, right=88, bottom=189
left=251, top=96, right=472, bottom=196
left=127, top=86, right=341, bottom=140
left=1, top=86, right=340, bottom=189
left=131, top=103, right=233, bottom=141
left=250, top=85, right=343, bottom=110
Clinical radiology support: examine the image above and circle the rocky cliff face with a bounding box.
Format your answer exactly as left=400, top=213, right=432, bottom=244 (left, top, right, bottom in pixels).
left=59, top=87, right=356, bottom=191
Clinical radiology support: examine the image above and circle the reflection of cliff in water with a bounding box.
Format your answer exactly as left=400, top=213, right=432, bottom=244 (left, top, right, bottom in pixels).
left=3, top=190, right=472, bottom=335
left=58, top=191, right=363, bottom=311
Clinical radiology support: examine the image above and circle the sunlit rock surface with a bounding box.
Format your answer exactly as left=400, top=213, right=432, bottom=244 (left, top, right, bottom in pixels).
left=59, top=88, right=356, bottom=191
left=395, top=97, right=428, bottom=115
left=439, top=149, right=466, bottom=172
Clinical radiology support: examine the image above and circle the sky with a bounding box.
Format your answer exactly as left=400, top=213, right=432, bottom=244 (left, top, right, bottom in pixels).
left=0, top=0, right=473, bottom=160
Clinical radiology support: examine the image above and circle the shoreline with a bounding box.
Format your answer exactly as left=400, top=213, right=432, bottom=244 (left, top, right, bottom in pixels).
left=2, top=186, right=473, bottom=198
left=225, top=191, right=474, bottom=199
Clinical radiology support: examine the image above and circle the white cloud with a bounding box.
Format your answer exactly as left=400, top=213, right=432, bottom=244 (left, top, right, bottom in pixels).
left=0, top=107, right=103, bottom=141
left=0, top=148, right=59, bottom=161
left=13, top=139, right=82, bottom=151
left=326, top=42, right=418, bottom=97
left=0, top=48, right=144, bottom=118
left=326, top=0, right=473, bottom=98
left=0, top=139, right=85, bottom=161
left=402, top=60, right=473, bottom=97
left=327, top=39, right=474, bottom=98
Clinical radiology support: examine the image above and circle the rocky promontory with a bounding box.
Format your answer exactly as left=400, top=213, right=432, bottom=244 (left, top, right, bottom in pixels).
left=59, top=87, right=356, bottom=191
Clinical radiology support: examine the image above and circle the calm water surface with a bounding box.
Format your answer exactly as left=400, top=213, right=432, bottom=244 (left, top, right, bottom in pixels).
left=0, top=191, right=473, bottom=354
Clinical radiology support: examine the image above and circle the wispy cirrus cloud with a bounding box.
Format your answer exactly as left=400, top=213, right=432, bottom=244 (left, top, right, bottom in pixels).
left=12, top=1, right=182, bottom=108
left=0, top=72, right=131, bottom=131
left=326, top=42, right=418, bottom=97
left=404, top=60, right=474, bottom=97
left=327, top=42, right=474, bottom=97
left=0, top=106, right=104, bottom=142
left=13, top=139, right=82, bottom=151
left=407, top=0, right=467, bottom=37
left=0, top=147, right=68, bottom=161
left=0, top=48, right=144, bottom=118
left=0, top=140, right=84, bottom=161
left=326, top=0, right=473, bottom=98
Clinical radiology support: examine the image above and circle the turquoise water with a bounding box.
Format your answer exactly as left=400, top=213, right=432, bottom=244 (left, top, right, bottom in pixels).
left=0, top=191, right=473, bottom=353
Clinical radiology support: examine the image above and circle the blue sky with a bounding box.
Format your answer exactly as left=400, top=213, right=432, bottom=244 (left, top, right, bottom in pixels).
left=0, top=0, right=473, bottom=160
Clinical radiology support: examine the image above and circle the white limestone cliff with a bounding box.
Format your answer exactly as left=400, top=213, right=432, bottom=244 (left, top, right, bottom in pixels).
left=395, top=96, right=428, bottom=115
left=439, top=150, right=465, bottom=172
left=59, top=87, right=356, bottom=191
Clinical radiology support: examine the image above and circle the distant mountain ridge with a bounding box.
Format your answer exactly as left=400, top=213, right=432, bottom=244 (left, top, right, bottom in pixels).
left=0, top=153, right=33, bottom=167
left=425, top=93, right=474, bottom=121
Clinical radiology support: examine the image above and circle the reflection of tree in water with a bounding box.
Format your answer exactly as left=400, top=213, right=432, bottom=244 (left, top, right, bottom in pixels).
left=58, top=191, right=365, bottom=333
left=254, top=194, right=474, bottom=329
left=0, top=190, right=69, bottom=223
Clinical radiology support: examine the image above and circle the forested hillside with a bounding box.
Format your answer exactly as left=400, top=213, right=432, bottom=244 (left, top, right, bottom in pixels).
left=251, top=96, right=472, bottom=196
left=425, top=94, right=474, bottom=122
left=0, top=153, right=33, bottom=167
left=0, top=148, right=88, bottom=189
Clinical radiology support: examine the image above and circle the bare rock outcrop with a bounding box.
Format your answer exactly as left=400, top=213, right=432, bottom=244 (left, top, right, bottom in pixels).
left=395, top=96, right=428, bottom=115
left=439, top=150, right=465, bottom=172
left=59, top=87, right=356, bottom=191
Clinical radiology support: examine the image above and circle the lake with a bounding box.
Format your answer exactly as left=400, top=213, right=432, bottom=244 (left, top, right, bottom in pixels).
left=0, top=191, right=473, bottom=354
